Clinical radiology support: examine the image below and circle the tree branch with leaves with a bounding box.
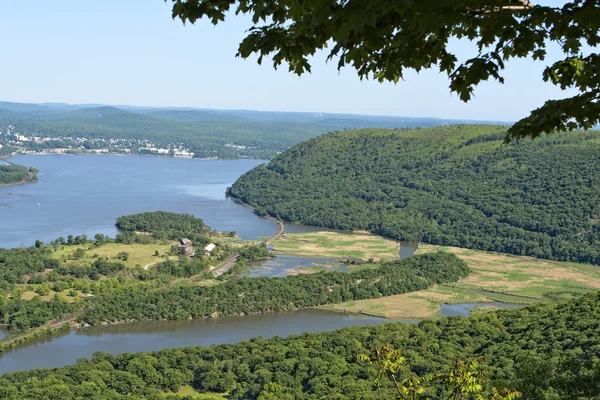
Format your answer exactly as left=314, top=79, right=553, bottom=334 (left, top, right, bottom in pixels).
left=167, top=0, right=599, bottom=142
left=357, top=345, right=522, bottom=399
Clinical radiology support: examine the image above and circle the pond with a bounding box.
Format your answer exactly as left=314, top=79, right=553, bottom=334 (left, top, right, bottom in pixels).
left=244, top=255, right=349, bottom=277
left=440, top=302, right=526, bottom=317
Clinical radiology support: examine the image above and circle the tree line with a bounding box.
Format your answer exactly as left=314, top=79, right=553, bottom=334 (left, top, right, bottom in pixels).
left=81, top=252, right=468, bottom=324
left=0, top=165, right=37, bottom=185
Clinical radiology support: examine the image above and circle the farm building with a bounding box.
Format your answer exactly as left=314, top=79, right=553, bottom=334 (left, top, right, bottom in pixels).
left=204, top=243, right=216, bottom=256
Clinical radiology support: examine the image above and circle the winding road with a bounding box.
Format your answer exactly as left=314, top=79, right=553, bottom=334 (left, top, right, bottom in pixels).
left=212, top=217, right=284, bottom=277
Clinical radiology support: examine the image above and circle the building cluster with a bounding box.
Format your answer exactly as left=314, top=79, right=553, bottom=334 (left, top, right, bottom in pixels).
left=178, top=238, right=217, bottom=257
left=0, top=124, right=197, bottom=158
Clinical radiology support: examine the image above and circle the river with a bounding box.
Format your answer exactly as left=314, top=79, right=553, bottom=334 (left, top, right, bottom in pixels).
left=0, top=155, right=277, bottom=248
left=0, top=154, right=411, bottom=375
left=0, top=310, right=386, bottom=374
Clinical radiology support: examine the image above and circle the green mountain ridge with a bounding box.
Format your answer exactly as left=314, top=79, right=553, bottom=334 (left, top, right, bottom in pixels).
left=229, top=125, right=600, bottom=264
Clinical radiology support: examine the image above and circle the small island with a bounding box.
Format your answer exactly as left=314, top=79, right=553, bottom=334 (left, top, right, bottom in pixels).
left=0, top=164, right=38, bottom=186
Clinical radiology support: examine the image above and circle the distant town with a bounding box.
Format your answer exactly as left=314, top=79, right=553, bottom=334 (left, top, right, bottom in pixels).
left=0, top=123, right=258, bottom=159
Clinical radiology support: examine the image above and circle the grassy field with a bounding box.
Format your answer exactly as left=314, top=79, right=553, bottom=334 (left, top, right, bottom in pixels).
left=271, top=231, right=401, bottom=262
left=52, top=242, right=176, bottom=269
left=160, top=385, right=227, bottom=399
left=322, top=242, right=600, bottom=320
left=19, top=288, right=77, bottom=303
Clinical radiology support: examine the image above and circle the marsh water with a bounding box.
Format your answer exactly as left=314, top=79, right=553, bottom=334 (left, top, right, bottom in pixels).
left=0, top=310, right=386, bottom=374
left=440, top=302, right=526, bottom=317
left=245, top=255, right=350, bottom=277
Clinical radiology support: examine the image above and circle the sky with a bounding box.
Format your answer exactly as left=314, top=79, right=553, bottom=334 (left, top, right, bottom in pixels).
left=0, top=0, right=575, bottom=121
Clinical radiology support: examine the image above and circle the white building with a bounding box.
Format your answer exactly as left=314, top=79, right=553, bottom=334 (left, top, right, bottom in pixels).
left=204, top=243, right=216, bottom=256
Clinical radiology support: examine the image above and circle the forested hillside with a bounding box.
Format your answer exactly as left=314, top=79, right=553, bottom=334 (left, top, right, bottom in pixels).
left=7, top=108, right=329, bottom=159
left=2, top=291, right=599, bottom=399
left=229, top=125, right=600, bottom=264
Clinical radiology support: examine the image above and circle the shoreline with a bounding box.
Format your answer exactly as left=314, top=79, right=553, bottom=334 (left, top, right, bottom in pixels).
left=0, top=179, right=34, bottom=188
left=0, top=307, right=391, bottom=353
left=2, top=151, right=265, bottom=162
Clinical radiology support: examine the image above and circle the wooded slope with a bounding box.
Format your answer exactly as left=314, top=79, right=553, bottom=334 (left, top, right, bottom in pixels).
left=230, top=125, right=600, bottom=264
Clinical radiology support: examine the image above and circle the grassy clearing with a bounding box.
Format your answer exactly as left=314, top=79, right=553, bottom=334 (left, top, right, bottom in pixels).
left=323, top=285, right=490, bottom=320
left=272, top=231, right=400, bottom=262
left=160, top=385, right=228, bottom=399
left=323, top=241, right=600, bottom=320
left=52, top=242, right=176, bottom=269
left=416, top=244, right=600, bottom=302
left=19, top=288, right=76, bottom=303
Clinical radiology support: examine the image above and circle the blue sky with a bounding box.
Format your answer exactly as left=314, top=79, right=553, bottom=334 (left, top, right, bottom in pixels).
left=1, top=0, right=573, bottom=121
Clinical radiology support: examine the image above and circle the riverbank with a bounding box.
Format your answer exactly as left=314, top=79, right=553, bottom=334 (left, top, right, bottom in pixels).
left=0, top=309, right=387, bottom=374
left=1, top=149, right=223, bottom=161
left=0, top=164, right=38, bottom=187
left=0, top=179, right=33, bottom=187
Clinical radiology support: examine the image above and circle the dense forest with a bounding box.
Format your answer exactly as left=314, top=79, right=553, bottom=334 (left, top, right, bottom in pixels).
left=230, top=125, right=600, bottom=264
left=116, top=212, right=210, bottom=238
left=0, top=164, right=37, bottom=185
left=1, top=290, right=598, bottom=399
left=81, top=252, right=468, bottom=324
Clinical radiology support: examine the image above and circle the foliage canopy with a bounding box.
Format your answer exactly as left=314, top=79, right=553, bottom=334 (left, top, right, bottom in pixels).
left=229, top=125, right=600, bottom=264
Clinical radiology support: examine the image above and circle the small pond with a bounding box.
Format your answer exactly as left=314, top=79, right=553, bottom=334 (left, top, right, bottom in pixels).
left=440, top=302, right=526, bottom=317
left=244, top=255, right=349, bottom=277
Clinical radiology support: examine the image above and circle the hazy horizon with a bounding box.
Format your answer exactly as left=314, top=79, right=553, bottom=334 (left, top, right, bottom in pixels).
left=1, top=0, right=573, bottom=123
left=0, top=99, right=512, bottom=124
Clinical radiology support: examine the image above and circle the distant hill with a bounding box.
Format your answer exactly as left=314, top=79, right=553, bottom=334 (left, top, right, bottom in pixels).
left=0, top=100, right=511, bottom=158
left=0, top=101, right=55, bottom=114
left=6, top=107, right=330, bottom=158
left=65, top=106, right=130, bottom=119
left=143, top=109, right=246, bottom=122
left=229, top=125, right=600, bottom=264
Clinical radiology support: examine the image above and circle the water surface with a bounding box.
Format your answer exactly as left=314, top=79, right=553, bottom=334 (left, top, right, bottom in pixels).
left=245, top=255, right=349, bottom=277
left=0, top=155, right=277, bottom=248
left=440, top=302, right=525, bottom=317
left=0, top=309, right=386, bottom=374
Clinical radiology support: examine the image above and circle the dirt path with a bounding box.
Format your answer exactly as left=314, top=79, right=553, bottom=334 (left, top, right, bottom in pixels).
left=143, top=256, right=176, bottom=270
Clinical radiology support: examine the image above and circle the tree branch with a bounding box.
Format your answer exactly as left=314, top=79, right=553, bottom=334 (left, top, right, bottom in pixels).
left=467, top=0, right=533, bottom=14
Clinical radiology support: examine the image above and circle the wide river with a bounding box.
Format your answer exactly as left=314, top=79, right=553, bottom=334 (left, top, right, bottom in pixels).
left=0, top=155, right=283, bottom=247
left=0, top=155, right=398, bottom=374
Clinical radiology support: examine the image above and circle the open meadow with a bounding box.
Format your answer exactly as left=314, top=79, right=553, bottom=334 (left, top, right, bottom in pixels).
left=289, top=232, right=600, bottom=320
left=271, top=230, right=400, bottom=262
left=52, top=242, right=176, bottom=269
